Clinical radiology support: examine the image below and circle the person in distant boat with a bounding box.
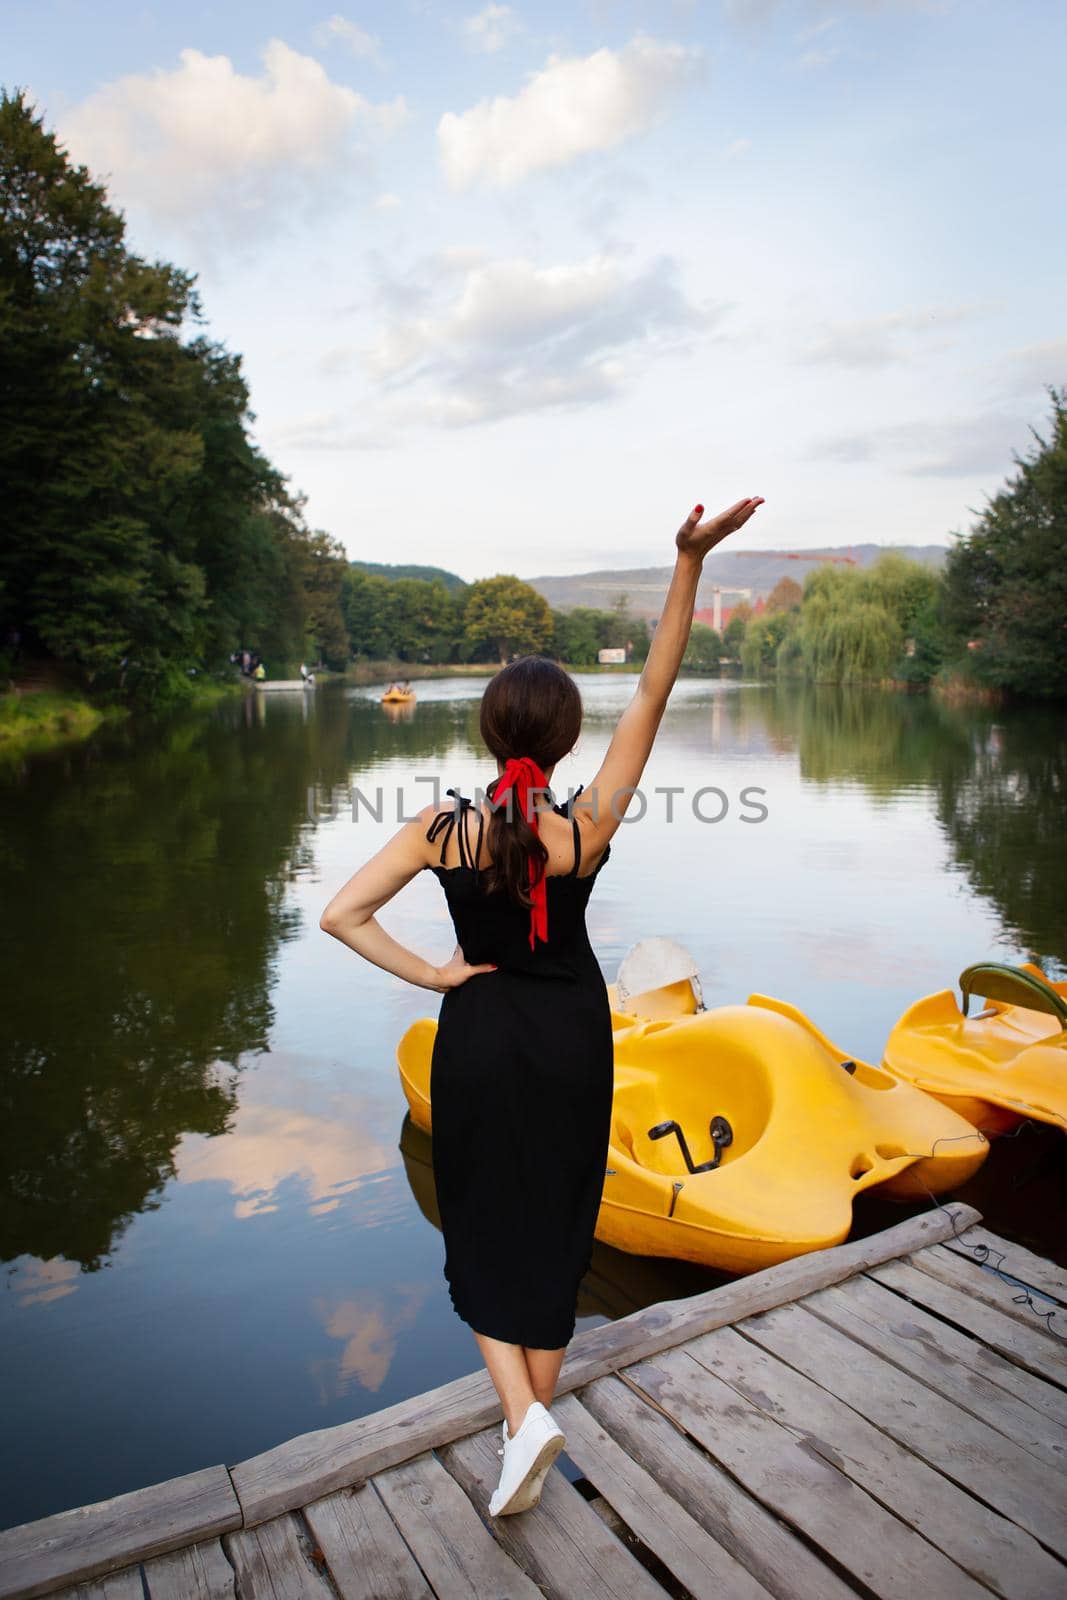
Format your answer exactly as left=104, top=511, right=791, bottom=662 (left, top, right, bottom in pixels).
left=319, top=493, right=764, bottom=1519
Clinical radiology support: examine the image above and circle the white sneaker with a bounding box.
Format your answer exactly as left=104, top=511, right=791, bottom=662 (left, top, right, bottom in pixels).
left=488, top=1401, right=565, bottom=1516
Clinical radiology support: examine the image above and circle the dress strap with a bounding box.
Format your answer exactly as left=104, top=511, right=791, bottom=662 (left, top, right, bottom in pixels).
left=425, top=789, right=483, bottom=877
left=454, top=790, right=473, bottom=871
left=567, top=784, right=584, bottom=878
left=425, top=801, right=456, bottom=866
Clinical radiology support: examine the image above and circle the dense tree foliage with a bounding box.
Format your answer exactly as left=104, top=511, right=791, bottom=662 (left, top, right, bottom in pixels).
left=683, top=622, right=723, bottom=671
left=461, top=575, right=553, bottom=663
left=0, top=91, right=346, bottom=699
left=940, top=387, right=1067, bottom=699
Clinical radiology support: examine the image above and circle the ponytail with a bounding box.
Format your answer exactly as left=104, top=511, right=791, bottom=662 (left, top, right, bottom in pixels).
left=478, top=657, right=583, bottom=915
left=483, top=769, right=549, bottom=910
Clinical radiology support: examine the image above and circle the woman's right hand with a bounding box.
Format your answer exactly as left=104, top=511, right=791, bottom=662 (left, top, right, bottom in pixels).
left=432, top=944, right=498, bottom=991
left=676, top=496, right=764, bottom=561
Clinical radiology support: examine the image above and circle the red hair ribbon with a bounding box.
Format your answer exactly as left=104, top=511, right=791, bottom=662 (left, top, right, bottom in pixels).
left=492, top=755, right=550, bottom=950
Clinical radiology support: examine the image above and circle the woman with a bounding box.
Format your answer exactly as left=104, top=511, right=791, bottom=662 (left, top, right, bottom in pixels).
left=320, top=494, right=764, bottom=1515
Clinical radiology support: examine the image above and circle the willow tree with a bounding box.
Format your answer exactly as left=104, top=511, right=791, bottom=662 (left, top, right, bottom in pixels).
left=796, top=568, right=904, bottom=682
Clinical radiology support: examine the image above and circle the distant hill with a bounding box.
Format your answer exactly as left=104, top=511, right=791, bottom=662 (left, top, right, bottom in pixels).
left=525, top=545, right=949, bottom=619
left=350, top=560, right=467, bottom=592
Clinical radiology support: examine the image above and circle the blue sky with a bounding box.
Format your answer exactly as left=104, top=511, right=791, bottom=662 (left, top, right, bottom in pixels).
left=9, top=0, right=1066, bottom=579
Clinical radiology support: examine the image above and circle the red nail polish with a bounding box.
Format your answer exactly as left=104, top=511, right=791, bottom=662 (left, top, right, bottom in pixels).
left=693, top=504, right=703, bottom=516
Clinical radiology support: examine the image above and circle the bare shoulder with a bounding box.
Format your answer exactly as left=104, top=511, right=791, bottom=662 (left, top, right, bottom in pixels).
left=413, top=799, right=448, bottom=829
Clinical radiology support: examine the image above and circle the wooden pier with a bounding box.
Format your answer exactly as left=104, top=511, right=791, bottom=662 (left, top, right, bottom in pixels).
left=2, top=1204, right=1065, bottom=1599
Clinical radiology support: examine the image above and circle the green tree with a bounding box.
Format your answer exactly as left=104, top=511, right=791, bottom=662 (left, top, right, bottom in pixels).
left=940, top=387, right=1067, bottom=698
left=552, top=607, right=602, bottom=666
left=295, top=529, right=349, bottom=668
left=721, top=607, right=749, bottom=661
left=741, top=611, right=795, bottom=674
left=341, top=568, right=458, bottom=662
left=683, top=622, right=723, bottom=672
left=0, top=91, right=205, bottom=687
left=0, top=90, right=333, bottom=700
left=462, top=575, right=553, bottom=663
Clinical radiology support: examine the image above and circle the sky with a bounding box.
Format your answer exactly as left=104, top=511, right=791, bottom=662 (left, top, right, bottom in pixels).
left=9, top=0, right=1066, bottom=580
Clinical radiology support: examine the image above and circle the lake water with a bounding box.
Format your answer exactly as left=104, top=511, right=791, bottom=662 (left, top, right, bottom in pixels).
left=1, top=674, right=1064, bottom=1530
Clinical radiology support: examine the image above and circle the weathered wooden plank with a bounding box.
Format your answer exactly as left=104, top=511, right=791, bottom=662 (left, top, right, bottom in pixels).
left=688, top=1321, right=1065, bottom=1600
left=808, top=1275, right=1067, bottom=1474
left=142, top=1539, right=235, bottom=1599
left=624, top=1346, right=988, bottom=1599
left=579, top=1375, right=856, bottom=1600
left=229, top=1204, right=980, bottom=1524
left=912, top=1242, right=1067, bottom=1343
left=372, top=1451, right=541, bottom=1600
left=871, top=1257, right=1067, bottom=1399
left=52, top=1571, right=144, bottom=1600
left=740, top=1302, right=1067, bottom=1560
left=550, top=1392, right=773, bottom=1600
left=439, top=1426, right=672, bottom=1600
left=0, top=1467, right=241, bottom=1600
left=302, top=1481, right=433, bottom=1600
left=223, top=1514, right=336, bottom=1599
left=861, top=1263, right=1067, bottom=1422
left=953, top=1226, right=1067, bottom=1308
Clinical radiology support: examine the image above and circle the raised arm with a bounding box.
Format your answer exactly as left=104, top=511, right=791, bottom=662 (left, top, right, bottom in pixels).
left=576, top=496, right=764, bottom=851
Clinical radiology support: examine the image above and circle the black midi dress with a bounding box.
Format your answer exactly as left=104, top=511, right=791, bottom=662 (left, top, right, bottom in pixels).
left=425, top=786, right=614, bottom=1349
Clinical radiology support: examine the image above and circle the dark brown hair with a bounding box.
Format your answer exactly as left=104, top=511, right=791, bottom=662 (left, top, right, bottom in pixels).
left=479, top=656, right=583, bottom=908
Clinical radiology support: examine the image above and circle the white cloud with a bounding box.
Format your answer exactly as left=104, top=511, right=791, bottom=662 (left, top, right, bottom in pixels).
left=263, top=409, right=395, bottom=452
left=437, top=33, right=704, bottom=189
left=312, top=14, right=384, bottom=61
left=797, top=47, right=839, bottom=69
left=727, top=0, right=942, bottom=18
left=353, top=247, right=715, bottom=428
left=463, top=4, right=521, bottom=54
left=59, top=39, right=408, bottom=242
left=811, top=411, right=1033, bottom=477
left=798, top=304, right=984, bottom=369
left=998, top=338, right=1067, bottom=399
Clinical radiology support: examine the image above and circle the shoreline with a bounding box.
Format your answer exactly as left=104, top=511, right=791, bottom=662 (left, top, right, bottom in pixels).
left=1, top=659, right=1009, bottom=763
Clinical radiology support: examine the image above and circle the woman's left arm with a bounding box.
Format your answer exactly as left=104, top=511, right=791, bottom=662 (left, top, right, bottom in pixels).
left=319, top=811, right=496, bottom=992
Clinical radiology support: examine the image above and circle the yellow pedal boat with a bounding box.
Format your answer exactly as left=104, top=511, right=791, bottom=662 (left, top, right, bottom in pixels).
left=881, top=962, right=1067, bottom=1135
left=395, top=955, right=988, bottom=1274
left=381, top=689, right=416, bottom=705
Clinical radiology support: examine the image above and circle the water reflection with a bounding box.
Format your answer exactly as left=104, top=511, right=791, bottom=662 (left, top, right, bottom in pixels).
left=0, top=700, right=355, bottom=1269
left=935, top=704, right=1067, bottom=968
left=1, top=675, right=1064, bottom=1530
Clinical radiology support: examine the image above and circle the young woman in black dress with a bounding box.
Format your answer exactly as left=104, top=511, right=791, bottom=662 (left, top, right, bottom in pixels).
left=320, top=494, right=764, bottom=1513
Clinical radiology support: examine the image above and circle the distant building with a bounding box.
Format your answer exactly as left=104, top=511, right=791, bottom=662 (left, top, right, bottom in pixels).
left=598, top=647, right=627, bottom=665
left=693, top=596, right=765, bottom=632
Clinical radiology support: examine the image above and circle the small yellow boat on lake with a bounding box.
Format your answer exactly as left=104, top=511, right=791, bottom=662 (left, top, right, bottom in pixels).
left=881, top=961, right=1067, bottom=1135
left=381, top=688, right=416, bottom=705
left=396, top=940, right=988, bottom=1273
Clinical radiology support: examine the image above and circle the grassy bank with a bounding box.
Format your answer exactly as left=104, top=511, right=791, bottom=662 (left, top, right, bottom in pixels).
left=0, top=691, right=121, bottom=758
left=0, top=675, right=248, bottom=761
